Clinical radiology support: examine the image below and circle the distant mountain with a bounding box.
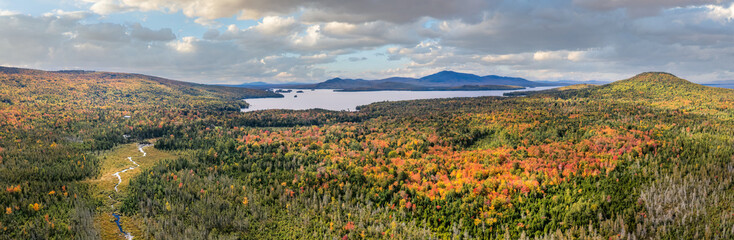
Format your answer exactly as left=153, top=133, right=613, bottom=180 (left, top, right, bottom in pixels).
left=312, top=78, right=374, bottom=89
left=231, top=70, right=551, bottom=91
left=480, top=75, right=543, bottom=86
left=374, top=71, right=546, bottom=87
left=417, top=71, right=484, bottom=84
left=336, top=83, right=524, bottom=92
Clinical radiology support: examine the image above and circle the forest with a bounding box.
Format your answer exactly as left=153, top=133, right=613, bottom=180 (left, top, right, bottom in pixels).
left=1, top=69, right=733, bottom=239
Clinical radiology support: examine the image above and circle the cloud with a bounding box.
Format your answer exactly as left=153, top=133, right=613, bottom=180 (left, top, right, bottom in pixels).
left=168, top=36, right=196, bottom=53
left=87, top=0, right=131, bottom=15
left=348, top=57, right=367, bottom=62
left=252, top=16, right=298, bottom=36
left=706, top=3, right=734, bottom=22
left=0, top=9, right=19, bottom=16
left=43, top=9, right=90, bottom=19
left=129, top=23, right=176, bottom=42
left=76, top=23, right=130, bottom=42
left=480, top=54, right=527, bottom=64
left=573, top=0, right=730, bottom=17
left=203, top=17, right=425, bottom=56
left=432, top=3, right=621, bottom=55
left=3, top=1, right=734, bottom=84
left=79, top=0, right=490, bottom=23
left=0, top=11, right=342, bottom=83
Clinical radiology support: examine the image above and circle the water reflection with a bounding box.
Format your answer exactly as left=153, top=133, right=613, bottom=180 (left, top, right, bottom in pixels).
left=242, top=87, right=560, bottom=112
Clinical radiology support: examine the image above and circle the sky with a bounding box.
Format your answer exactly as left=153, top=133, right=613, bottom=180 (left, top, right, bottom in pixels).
left=0, top=1, right=733, bottom=84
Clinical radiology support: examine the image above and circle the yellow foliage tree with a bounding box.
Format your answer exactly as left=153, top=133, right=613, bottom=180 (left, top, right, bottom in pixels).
left=29, top=203, right=41, bottom=211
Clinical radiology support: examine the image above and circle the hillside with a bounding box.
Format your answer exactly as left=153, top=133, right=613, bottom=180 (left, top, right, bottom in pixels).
left=593, top=72, right=730, bottom=98
left=0, top=66, right=281, bottom=100
left=507, top=73, right=734, bottom=115
left=587, top=72, right=734, bottom=114
left=0, top=66, right=283, bottom=239
left=0, top=66, right=281, bottom=119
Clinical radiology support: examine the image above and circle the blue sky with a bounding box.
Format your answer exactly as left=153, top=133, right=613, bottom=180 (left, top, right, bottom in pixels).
left=1, top=0, right=733, bottom=84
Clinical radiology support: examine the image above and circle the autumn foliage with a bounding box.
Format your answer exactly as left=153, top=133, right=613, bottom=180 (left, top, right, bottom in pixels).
left=2, top=69, right=733, bottom=239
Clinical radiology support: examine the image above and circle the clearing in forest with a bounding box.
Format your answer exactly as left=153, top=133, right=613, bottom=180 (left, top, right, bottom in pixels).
left=85, top=141, right=176, bottom=239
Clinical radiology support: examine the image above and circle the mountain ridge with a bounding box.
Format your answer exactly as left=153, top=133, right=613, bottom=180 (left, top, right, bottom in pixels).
left=227, top=70, right=551, bottom=91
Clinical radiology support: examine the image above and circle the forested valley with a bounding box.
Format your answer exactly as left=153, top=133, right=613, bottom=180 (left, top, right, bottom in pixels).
left=1, top=68, right=733, bottom=239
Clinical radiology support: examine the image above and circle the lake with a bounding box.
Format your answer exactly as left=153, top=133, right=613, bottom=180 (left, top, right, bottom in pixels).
left=704, top=84, right=734, bottom=89
left=242, top=87, right=560, bottom=112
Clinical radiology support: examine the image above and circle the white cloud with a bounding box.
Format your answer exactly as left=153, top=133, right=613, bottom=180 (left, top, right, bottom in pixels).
left=533, top=51, right=564, bottom=61
left=567, top=51, right=586, bottom=61
left=291, top=25, right=321, bottom=48
left=168, top=36, right=196, bottom=53
left=573, top=0, right=729, bottom=16
left=481, top=54, right=527, bottom=64
left=533, top=50, right=586, bottom=62
left=706, top=3, right=734, bottom=22
left=88, top=0, right=130, bottom=15
left=252, top=16, right=297, bottom=36
left=43, top=9, right=90, bottom=19
left=322, top=22, right=357, bottom=35
left=274, top=72, right=293, bottom=78
left=0, top=9, right=19, bottom=16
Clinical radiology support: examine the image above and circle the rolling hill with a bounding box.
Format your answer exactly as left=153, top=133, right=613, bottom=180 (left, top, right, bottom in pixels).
left=0, top=66, right=282, bottom=138
left=592, top=72, right=732, bottom=99
left=0, top=66, right=281, bottom=100
left=508, top=72, right=734, bottom=106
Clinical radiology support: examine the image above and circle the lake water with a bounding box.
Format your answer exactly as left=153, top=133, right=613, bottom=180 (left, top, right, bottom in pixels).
left=242, top=87, right=560, bottom=112
left=704, top=84, right=734, bottom=89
